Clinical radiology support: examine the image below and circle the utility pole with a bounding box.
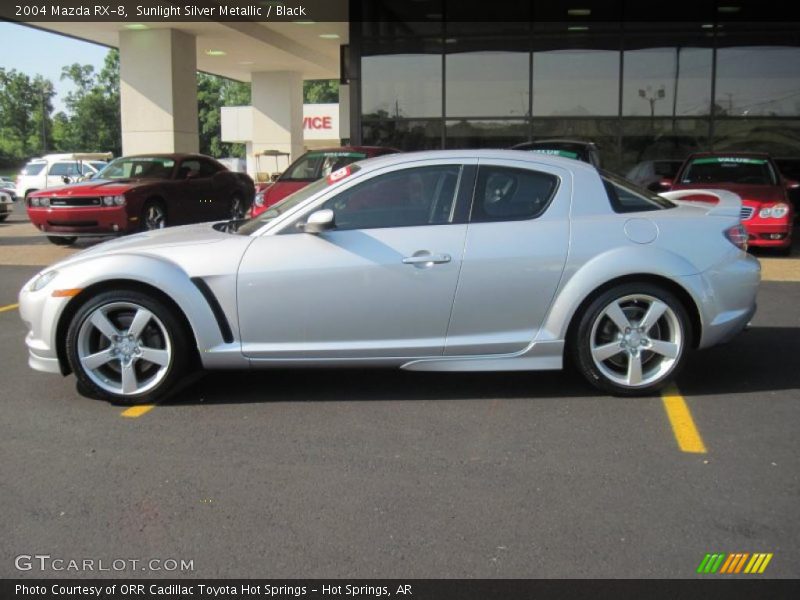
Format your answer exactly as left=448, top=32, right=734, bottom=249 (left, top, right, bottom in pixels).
left=40, top=84, right=47, bottom=154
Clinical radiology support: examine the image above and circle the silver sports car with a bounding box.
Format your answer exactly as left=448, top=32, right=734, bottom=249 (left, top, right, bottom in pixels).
left=19, top=150, right=759, bottom=404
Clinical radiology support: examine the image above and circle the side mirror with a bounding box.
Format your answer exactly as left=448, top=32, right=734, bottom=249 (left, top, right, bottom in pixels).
left=62, top=176, right=72, bottom=184
left=302, top=209, right=335, bottom=234
left=649, top=178, right=673, bottom=193
left=270, top=172, right=281, bottom=182
left=785, top=179, right=800, bottom=190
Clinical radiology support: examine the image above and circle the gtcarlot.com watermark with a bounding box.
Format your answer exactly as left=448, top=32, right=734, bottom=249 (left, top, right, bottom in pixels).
left=15, top=554, right=194, bottom=573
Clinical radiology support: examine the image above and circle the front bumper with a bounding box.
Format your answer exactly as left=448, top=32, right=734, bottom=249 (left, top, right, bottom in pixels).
left=27, top=205, right=134, bottom=236
left=743, top=219, right=793, bottom=248
left=19, top=278, right=73, bottom=375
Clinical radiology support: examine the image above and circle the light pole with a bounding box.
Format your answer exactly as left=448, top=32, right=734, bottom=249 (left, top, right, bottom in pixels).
left=639, top=85, right=666, bottom=131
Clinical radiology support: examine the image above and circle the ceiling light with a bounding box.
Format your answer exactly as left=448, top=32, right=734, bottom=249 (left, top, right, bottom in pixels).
left=205, top=50, right=227, bottom=56
left=717, top=5, right=741, bottom=13
left=294, top=21, right=315, bottom=25
left=318, top=33, right=340, bottom=39
left=124, top=24, right=148, bottom=30
left=567, top=8, right=591, bottom=16
left=239, top=61, right=254, bottom=65
left=568, top=26, right=590, bottom=31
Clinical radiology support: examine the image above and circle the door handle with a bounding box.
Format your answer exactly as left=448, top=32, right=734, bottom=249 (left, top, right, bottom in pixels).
left=402, top=253, right=452, bottom=265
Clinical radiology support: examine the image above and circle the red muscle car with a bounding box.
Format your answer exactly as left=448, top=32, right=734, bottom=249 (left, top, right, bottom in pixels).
left=27, top=153, right=255, bottom=245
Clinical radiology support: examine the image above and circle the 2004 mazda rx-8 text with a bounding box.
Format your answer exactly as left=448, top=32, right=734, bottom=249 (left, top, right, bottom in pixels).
left=19, top=150, right=759, bottom=404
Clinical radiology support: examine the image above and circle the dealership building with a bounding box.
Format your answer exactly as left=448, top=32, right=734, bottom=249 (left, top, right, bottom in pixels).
left=28, top=0, right=800, bottom=174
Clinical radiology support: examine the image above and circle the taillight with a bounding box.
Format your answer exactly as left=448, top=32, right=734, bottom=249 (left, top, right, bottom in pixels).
left=725, top=224, right=748, bottom=251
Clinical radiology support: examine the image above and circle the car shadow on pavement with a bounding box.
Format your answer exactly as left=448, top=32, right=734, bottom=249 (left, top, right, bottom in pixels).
left=162, top=368, right=597, bottom=406
left=158, top=326, right=800, bottom=406
left=678, top=326, right=800, bottom=396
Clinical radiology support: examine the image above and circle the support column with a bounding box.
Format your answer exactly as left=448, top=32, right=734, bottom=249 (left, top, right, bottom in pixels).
left=119, top=29, right=199, bottom=154
left=249, top=71, right=304, bottom=179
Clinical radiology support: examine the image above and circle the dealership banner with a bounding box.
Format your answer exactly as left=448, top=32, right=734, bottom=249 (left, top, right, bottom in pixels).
left=3, top=0, right=800, bottom=23
left=4, top=579, right=800, bottom=600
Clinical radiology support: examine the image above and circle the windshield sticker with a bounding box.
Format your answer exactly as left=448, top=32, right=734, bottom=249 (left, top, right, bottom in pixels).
left=310, top=152, right=367, bottom=159
left=529, top=149, right=580, bottom=160
left=693, top=157, right=768, bottom=165
left=327, top=166, right=352, bottom=184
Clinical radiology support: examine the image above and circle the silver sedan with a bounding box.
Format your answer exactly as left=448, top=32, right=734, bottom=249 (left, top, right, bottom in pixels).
left=19, top=150, right=759, bottom=404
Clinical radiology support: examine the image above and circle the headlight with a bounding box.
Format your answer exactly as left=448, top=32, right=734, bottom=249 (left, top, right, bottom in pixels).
left=29, top=270, right=58, bottom=292
left=254, top=191, right=265, bottom=207
left=102, top=195, right=126, bottom=206
left=30, top=197, right=49, bottom=207
left=759, top=203, right=790, bottom=219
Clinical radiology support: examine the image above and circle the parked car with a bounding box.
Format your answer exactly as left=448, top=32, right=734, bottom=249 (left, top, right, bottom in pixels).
left=511, top=139, right=601, bottom=168
left=19, top=150, right=759, bottom=404
left=774, top=157, right=800, bottom=217
left=15, top=152, right=112, bottom=200
left=26, top=153, right=255, bottom=246
left=0, top=189, right=13, bottom=221
left=669, top=152, right=795, bottom=255
left=625, top=159, right=683, bottom=192
left=251, top=146, right=400, bottom=216
left=0, top=176, right=17, bottom=201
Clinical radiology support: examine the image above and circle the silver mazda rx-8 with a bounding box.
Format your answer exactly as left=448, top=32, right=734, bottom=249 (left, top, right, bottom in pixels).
left=19, top=150, right=759, bottom=404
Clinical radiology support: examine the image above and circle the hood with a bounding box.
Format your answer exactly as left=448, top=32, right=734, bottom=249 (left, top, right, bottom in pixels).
left=30, top=179, right=154, bottom=197
left=51, top=222, right=234, bottom=269
left=670, top=182, right=786, bottom=205
left=265, top=181, right=307, bottom=205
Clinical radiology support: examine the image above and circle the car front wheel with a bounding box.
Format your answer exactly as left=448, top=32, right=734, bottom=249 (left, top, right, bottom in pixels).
left=142, top=201, right=167, bottom=231
left=572, top=283, right=690, bottom=396
left=65, top=290, right=190, bottom=404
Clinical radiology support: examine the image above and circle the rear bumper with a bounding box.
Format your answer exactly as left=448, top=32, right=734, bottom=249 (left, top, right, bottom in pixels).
left=27, top=206, right=134, bottom=235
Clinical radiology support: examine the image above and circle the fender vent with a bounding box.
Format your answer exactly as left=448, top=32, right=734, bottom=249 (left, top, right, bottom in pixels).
left=190, top=278, right=234, bottom=344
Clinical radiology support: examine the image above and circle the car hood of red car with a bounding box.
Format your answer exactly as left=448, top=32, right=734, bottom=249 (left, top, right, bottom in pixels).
left=669, top=183, right=787, bottom=205
left=29, top=179, right=156, bottom=197
left=263, top=181, right=307, bottom=204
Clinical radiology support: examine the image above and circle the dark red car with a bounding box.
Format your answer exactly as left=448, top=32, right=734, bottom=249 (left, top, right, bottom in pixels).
left=669, top=152, right=796, bottom=255
left=251, top=146, right=399, bottom=217
left=27, top=154, right=255, bottom=246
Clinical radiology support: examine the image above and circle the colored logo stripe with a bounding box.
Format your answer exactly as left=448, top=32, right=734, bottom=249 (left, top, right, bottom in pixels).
left=697, top=553, right=773, bottom=574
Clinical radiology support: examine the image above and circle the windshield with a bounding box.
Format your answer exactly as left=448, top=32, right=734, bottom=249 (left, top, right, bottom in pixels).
left=235, top=165, right=362, bottom=235
left=21, top=162, right=46, bottom=176
left=280, top=151, right=368, bottom=182
left=95, top=157, right=176, bottom=180
left=681, top=157, right=777, bottom=186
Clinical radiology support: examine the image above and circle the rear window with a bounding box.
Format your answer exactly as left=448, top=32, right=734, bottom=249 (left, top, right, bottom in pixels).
left=601, top=171, right=675, bottom=213
left=21, top=163, right=46, bottom=176
left=681, top=156, right=777, bottom=186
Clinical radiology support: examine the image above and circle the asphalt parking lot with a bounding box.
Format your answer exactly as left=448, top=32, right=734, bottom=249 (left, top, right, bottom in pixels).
left=1, top=208, right=799, bottom=579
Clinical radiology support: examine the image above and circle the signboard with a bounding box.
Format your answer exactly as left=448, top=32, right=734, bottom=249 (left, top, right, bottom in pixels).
left=302, top=103, right=340, bottom=141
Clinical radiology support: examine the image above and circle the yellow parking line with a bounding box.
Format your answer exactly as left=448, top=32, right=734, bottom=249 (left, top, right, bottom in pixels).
left=121, top=404, right=156, bottom=418
left=661, top=384, right=707, bottom=454
left=0, top=303, right=19, bottom=313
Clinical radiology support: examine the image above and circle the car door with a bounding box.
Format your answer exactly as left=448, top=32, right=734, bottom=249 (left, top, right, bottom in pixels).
left=236, top=160, right=474, bottom=359
left=176, top=158, right=217, bottom=223
left=444, top=159, right=571, bottom=356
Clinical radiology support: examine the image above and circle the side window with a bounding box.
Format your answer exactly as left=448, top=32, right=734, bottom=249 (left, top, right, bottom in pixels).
left=49, top=162, right=79, bottom=177
left=601, top=174, right=675, bottom=213
left=321, top=165, right=462, bottom=230
left=177, top=159, right=202, bottom=179
left=199, top=159, right=222, bottom=177
left=470, top=166, right=558, bottom=223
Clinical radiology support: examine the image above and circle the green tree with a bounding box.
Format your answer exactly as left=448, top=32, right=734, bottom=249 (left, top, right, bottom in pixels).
left=197, top=73, right=250, bottom=158
left=303, top=79, right=339, bottom=104
left=55, top=49, right=121, bottom=156
left=0, top=69, right=55, bottom=163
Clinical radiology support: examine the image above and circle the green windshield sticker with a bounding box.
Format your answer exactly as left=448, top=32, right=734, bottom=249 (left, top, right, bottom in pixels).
left=693, top=157, right=768, bottom=165
left=529, top=149, right=580, bottom=160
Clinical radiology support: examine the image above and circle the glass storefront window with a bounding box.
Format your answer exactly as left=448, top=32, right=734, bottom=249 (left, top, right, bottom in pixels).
left=362, top=44, right=442, bottom=118
left=620, top=119, right=709, bottom=175
left=715, top=46, right=800, bottom=117
left=532, top=48, right=620, bottom=117
left=362, top=119, right=443, bottom=150
left=445, top=120, right=529, bottom=149
left=622, top=46, right=712, bottom=117
left=713, top=120, right=800, bottom=156
left=446, top=48, right=530, bottom=117
left=532, top=118, right=621, bottom=170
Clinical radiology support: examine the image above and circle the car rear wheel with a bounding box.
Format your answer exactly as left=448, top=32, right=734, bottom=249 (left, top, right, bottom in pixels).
left=47, top=236, right=77, bottom=246
left=571, top=283, right=690, bottom=396
left=142, top=201, right=167, bottom=230
left=65, top=290, right=190, bottom=404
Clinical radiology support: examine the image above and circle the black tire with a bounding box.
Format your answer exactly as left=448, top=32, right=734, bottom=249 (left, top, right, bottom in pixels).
left=47, top=236, right=77, bottom=246
left=0, top=214, right=8, bottom=222
left=65, top=290, right=191, bottom=405
left=141, top=200, right=167, bottom=231
left=570, top=282, right=691, bottom=397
